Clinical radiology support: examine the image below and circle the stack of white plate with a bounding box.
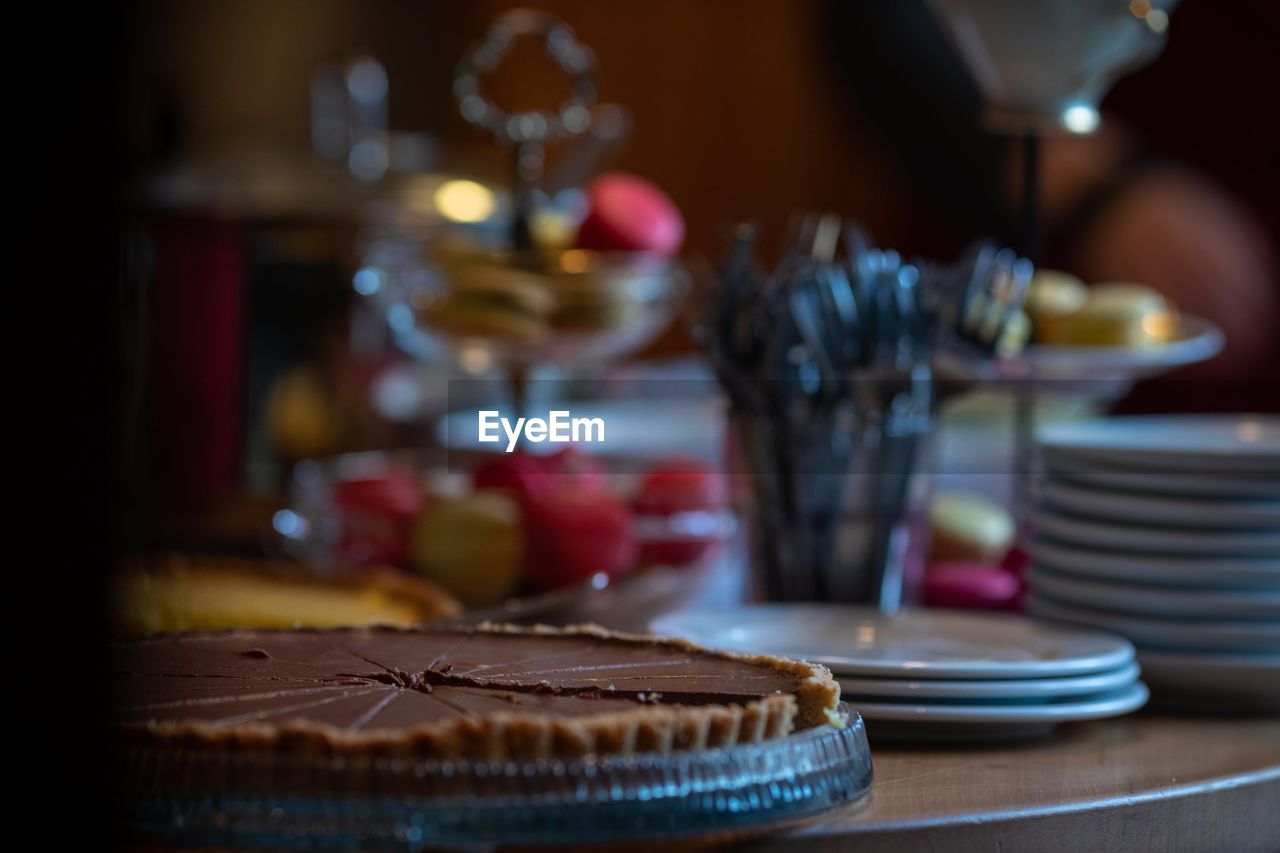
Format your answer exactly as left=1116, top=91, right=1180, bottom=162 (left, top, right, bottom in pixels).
left=651, top=605, right=1146, bottom=741
left=1029, top=415, right=1280, bottom=710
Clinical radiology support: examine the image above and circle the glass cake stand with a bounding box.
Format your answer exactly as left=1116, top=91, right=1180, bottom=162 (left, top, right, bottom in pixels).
left=119, top=706, right=871, bottom=849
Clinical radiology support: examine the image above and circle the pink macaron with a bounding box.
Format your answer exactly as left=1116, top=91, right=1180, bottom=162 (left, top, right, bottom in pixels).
left=923, top=561, right=1024, bottom=611
left=575, top=172, right=684, bottom=257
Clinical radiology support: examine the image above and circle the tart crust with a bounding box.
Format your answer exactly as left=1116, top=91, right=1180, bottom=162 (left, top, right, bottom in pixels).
left=114, top=623, right=841, bottom=761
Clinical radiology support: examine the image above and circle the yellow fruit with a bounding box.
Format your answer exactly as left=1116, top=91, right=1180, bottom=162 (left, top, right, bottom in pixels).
left=929, top=491, right=1015, bottom=563
left=1066, top=283, right=1177, bottom=347
left=265, top=366, right=341, bottom=459
left=1026, top=270, right=1088, bottom=345
left=411, top=492, right=524, bottom=606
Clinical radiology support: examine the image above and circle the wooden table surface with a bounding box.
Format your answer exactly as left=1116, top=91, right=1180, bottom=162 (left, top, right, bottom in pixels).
left=127, top=549, right=1280, bottom=851
left=740, top=712, right=1280, bottom=853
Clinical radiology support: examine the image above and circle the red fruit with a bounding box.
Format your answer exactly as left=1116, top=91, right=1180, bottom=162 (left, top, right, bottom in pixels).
left=923, top=562, right=1022, bottom=611
left=472, top=446, right=608, bottom=503
left=575, top=173, right=684, bottom=257
left=523, top=486, right=636, bottom=590
left=544, top=446, right=608, bottom=491
left=332, top=471, right=425, bottom=520
left=331, top=471, right=425, bottom=566
left=472, top=452, right=555, bottom=501
left=633, top=458, right=727, bottom=515
left=631, top=458, right=727, bottom=567
left=635, top=525, right=723, bottom=568
left=1000, top=544, right=1029, bottom=577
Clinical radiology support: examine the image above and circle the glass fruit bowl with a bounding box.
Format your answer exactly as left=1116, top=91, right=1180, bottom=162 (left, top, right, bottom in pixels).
left=272, top=448, right=737, bottom=624
left=373, top=244, right=688, bottom=367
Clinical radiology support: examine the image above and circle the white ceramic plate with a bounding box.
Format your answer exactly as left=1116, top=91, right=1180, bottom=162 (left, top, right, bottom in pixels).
left=839, top=662, right=1140, bottom=701
left=1031, top=509, right=1280, bottom=558
left=1027, top=538, right=1280, bottom=589
left=1038, top=479, right=1280, bottom=531
left=650, top=605, right=1134, bottom=679
left=1012, top=315, right=1222, bottom=380
left=1044, top=458, right=1280, bottom=501
left=1137, top=649, right=1280, bottom=704
left=1037, top=414, right=1280, bottom=474
left=850, top=682, right=1148, bottom=724
left=1027, top=596, right=1280, bottom=653
left=1025, top=567, right=1280, bottom=620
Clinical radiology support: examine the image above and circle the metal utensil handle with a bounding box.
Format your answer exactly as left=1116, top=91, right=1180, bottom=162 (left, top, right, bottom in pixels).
left=454, top=9, right=597, bottom=249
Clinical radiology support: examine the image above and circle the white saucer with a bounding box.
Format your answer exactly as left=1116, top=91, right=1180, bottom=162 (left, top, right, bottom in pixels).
left=850, top=682, right=1148, bottom=724
left=1027, top=538, right=1280, bottom=589
left=1038, top=479, right=1280, bottom=531
left=1011, top=315, right=1221, bottom=381
left=1045, top=459, right=1280, bottom=501
left=838, top=662, right=1140, bottom=701
left=1037, top=414, right=1280, bottom=474
left=1031, top=510, right=1280, bottom=558
left=1027, top=596, right=1280, bottom=652
left=650, top=605, right=1134, bottom=679
left=1137, top=649, right=1280, bottom=705
left=1026, top=567, right=1280, bottom=620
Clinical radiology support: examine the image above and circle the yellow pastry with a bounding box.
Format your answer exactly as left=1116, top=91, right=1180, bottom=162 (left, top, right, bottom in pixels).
left=929, top=491, right=1015, bottom=563
left=1025, top=270, right=1088, bottom=345
left=113, top=555, right=460, bottom=637
left=1066, top=283, right=1178, bottom=347
left=425, top=262, right=557, bottom=341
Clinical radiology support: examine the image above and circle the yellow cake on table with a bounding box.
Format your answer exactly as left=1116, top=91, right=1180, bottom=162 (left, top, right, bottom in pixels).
left=113, top=554, right=460, bottom=637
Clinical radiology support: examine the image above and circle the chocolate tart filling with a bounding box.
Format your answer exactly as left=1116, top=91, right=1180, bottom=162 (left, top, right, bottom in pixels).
left=110, top=624, right=841, bottom=760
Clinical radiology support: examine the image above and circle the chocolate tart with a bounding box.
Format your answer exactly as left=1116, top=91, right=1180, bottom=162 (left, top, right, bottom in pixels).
left=110, top=623, right=841, bottom=760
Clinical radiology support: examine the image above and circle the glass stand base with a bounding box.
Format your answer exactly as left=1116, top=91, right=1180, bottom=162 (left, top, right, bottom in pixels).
left=121, top=705, right=872, bottom=849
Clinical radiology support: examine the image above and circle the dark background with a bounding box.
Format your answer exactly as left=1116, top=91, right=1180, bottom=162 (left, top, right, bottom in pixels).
left=114, top=0, right=1279, bottom=392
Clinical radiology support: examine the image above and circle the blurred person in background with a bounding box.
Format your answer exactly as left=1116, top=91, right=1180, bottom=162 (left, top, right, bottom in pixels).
left=827, top=0, right=1279, bottom=411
